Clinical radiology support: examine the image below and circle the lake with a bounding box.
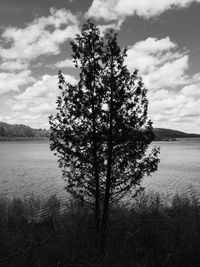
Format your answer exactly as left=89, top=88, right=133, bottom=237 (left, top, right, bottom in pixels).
left=0, top=139, right=200, bottom=200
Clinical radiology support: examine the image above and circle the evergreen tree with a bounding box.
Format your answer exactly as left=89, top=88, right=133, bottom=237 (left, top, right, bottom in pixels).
left=49, top=21, right=159, bottom=255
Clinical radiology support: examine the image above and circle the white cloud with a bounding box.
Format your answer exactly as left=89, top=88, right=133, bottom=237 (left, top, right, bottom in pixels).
left=0, top=8, right=79, bottom=62
left=87, top=0, right=200, bottom=21
left=0, top=60, right=29, bottom=71
left=0, top=70, right=35, bottom=95
left=123, top=36, right=200, bottom=133
left=10, top=74, right=77, bottom=128
left=16, top=74, right=76, bottom=101
left=143, top=55, right=189, bottom=90
left=15, top=75, right=58, bottom=101
left=148, top=79, right=200, bottom=133
left=125, top=37, right=189, bottom=90
left=126, top=37, right=177, bottom=73
left=133, top=37, right=176, bottom=53
left=54, top=58, right=74, bottom=68
left=181, top=84, right=200, bottom=97
left=97, top=20, right=123, bottom=33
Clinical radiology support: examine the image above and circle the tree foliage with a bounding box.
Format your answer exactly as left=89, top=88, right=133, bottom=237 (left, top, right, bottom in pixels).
left=49, top=21, right=159, bottom=247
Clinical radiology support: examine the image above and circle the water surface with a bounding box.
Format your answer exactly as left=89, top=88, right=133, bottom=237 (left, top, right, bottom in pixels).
left=143, top=138, right=200, bottom=196
left=0, top=139, right=200, bottom=199
left=0, top=140, right=64, bottom=199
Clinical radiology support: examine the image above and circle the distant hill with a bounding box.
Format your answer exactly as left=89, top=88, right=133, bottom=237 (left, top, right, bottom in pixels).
left=0, top=122, right=50, bottom=140
left=154, top=128, right=200, bottom=140
left=0, top=122, right=199, bottom=141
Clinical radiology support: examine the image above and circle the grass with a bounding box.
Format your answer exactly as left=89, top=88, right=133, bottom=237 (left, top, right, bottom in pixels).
left=0, top=190, right=200, bottom=266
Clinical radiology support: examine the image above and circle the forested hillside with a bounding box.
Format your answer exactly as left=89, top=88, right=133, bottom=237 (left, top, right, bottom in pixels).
left=0, top=122, right=199, bottom=140
left=0, top=122, right=50, bottom=139
left=154, top=128, right=200, bottom=140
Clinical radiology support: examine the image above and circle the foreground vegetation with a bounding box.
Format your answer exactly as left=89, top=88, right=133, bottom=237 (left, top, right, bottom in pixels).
left=0, top=190, right=200, bottom=267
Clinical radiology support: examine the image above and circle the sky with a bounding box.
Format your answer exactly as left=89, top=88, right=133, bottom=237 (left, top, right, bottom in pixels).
left=0, top=0, right=200, bottom=133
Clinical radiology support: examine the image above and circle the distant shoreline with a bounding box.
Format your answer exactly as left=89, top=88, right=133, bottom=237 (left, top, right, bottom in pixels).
left=0, top=136, right=50, bottom=141
left=1, top=137, right=200, bottom=142
left=1, top=122, right=200, bottom=141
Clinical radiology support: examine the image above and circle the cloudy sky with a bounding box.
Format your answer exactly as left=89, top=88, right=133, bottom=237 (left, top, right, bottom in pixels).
left=0, top=0, right=200, bottom=133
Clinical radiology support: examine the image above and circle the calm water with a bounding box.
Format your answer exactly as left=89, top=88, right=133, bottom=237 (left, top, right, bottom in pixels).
left=144, top=139, right=200, bottom=196
left=0, top=139, right=200, bottom=199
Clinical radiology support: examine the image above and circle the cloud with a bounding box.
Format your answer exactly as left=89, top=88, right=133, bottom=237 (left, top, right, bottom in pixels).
left=0, top=70, right=35, bottom=95
left=125, top=37, right=189, bottom=90
left=16, top=74, right=76, bottom=101
left=143, top=55, right=189, bottom=90
left=123, top=36, right=200, bottom=133
left=148, top=78, right=200, bottom=132
left=125, top=37, right=176, bottom=73
left=97, top=21, right=123, bottom=33
left=181, top=84, right=200, bottom=97
left=132, top=37, right=176, bottom=53
left=87, top=0, right=200, bottom=21
left=10, top=74, right=77, bottom=128
left=0, top=60, right=29, bottom=71
left=53, top=58, right=74, bottom=68
left=0, top=8, right=79, bottom=63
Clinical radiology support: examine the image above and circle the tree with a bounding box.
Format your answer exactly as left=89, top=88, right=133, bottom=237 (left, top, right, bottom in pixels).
left=49, top=21, right=159, bottom=256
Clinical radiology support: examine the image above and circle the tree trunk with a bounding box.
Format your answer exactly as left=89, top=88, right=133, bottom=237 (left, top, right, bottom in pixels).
left=92, top=100, right=100, bottom=234
left=89, top=59, right=100, bottom=243
left=100, top=62, right=114, bottom=256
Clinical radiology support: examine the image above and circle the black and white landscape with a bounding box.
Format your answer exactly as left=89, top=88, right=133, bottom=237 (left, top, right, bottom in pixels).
left=0, top=1, right=200, bottom=266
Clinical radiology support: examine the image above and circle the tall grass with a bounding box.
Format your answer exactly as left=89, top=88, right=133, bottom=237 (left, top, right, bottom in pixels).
left=0, top=190, right=200, bottom=266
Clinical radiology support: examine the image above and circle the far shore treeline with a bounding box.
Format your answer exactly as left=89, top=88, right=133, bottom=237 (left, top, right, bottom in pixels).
left=0, top=122, right=50, bottom=140
left=0, top=121, right=200, bottom=141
